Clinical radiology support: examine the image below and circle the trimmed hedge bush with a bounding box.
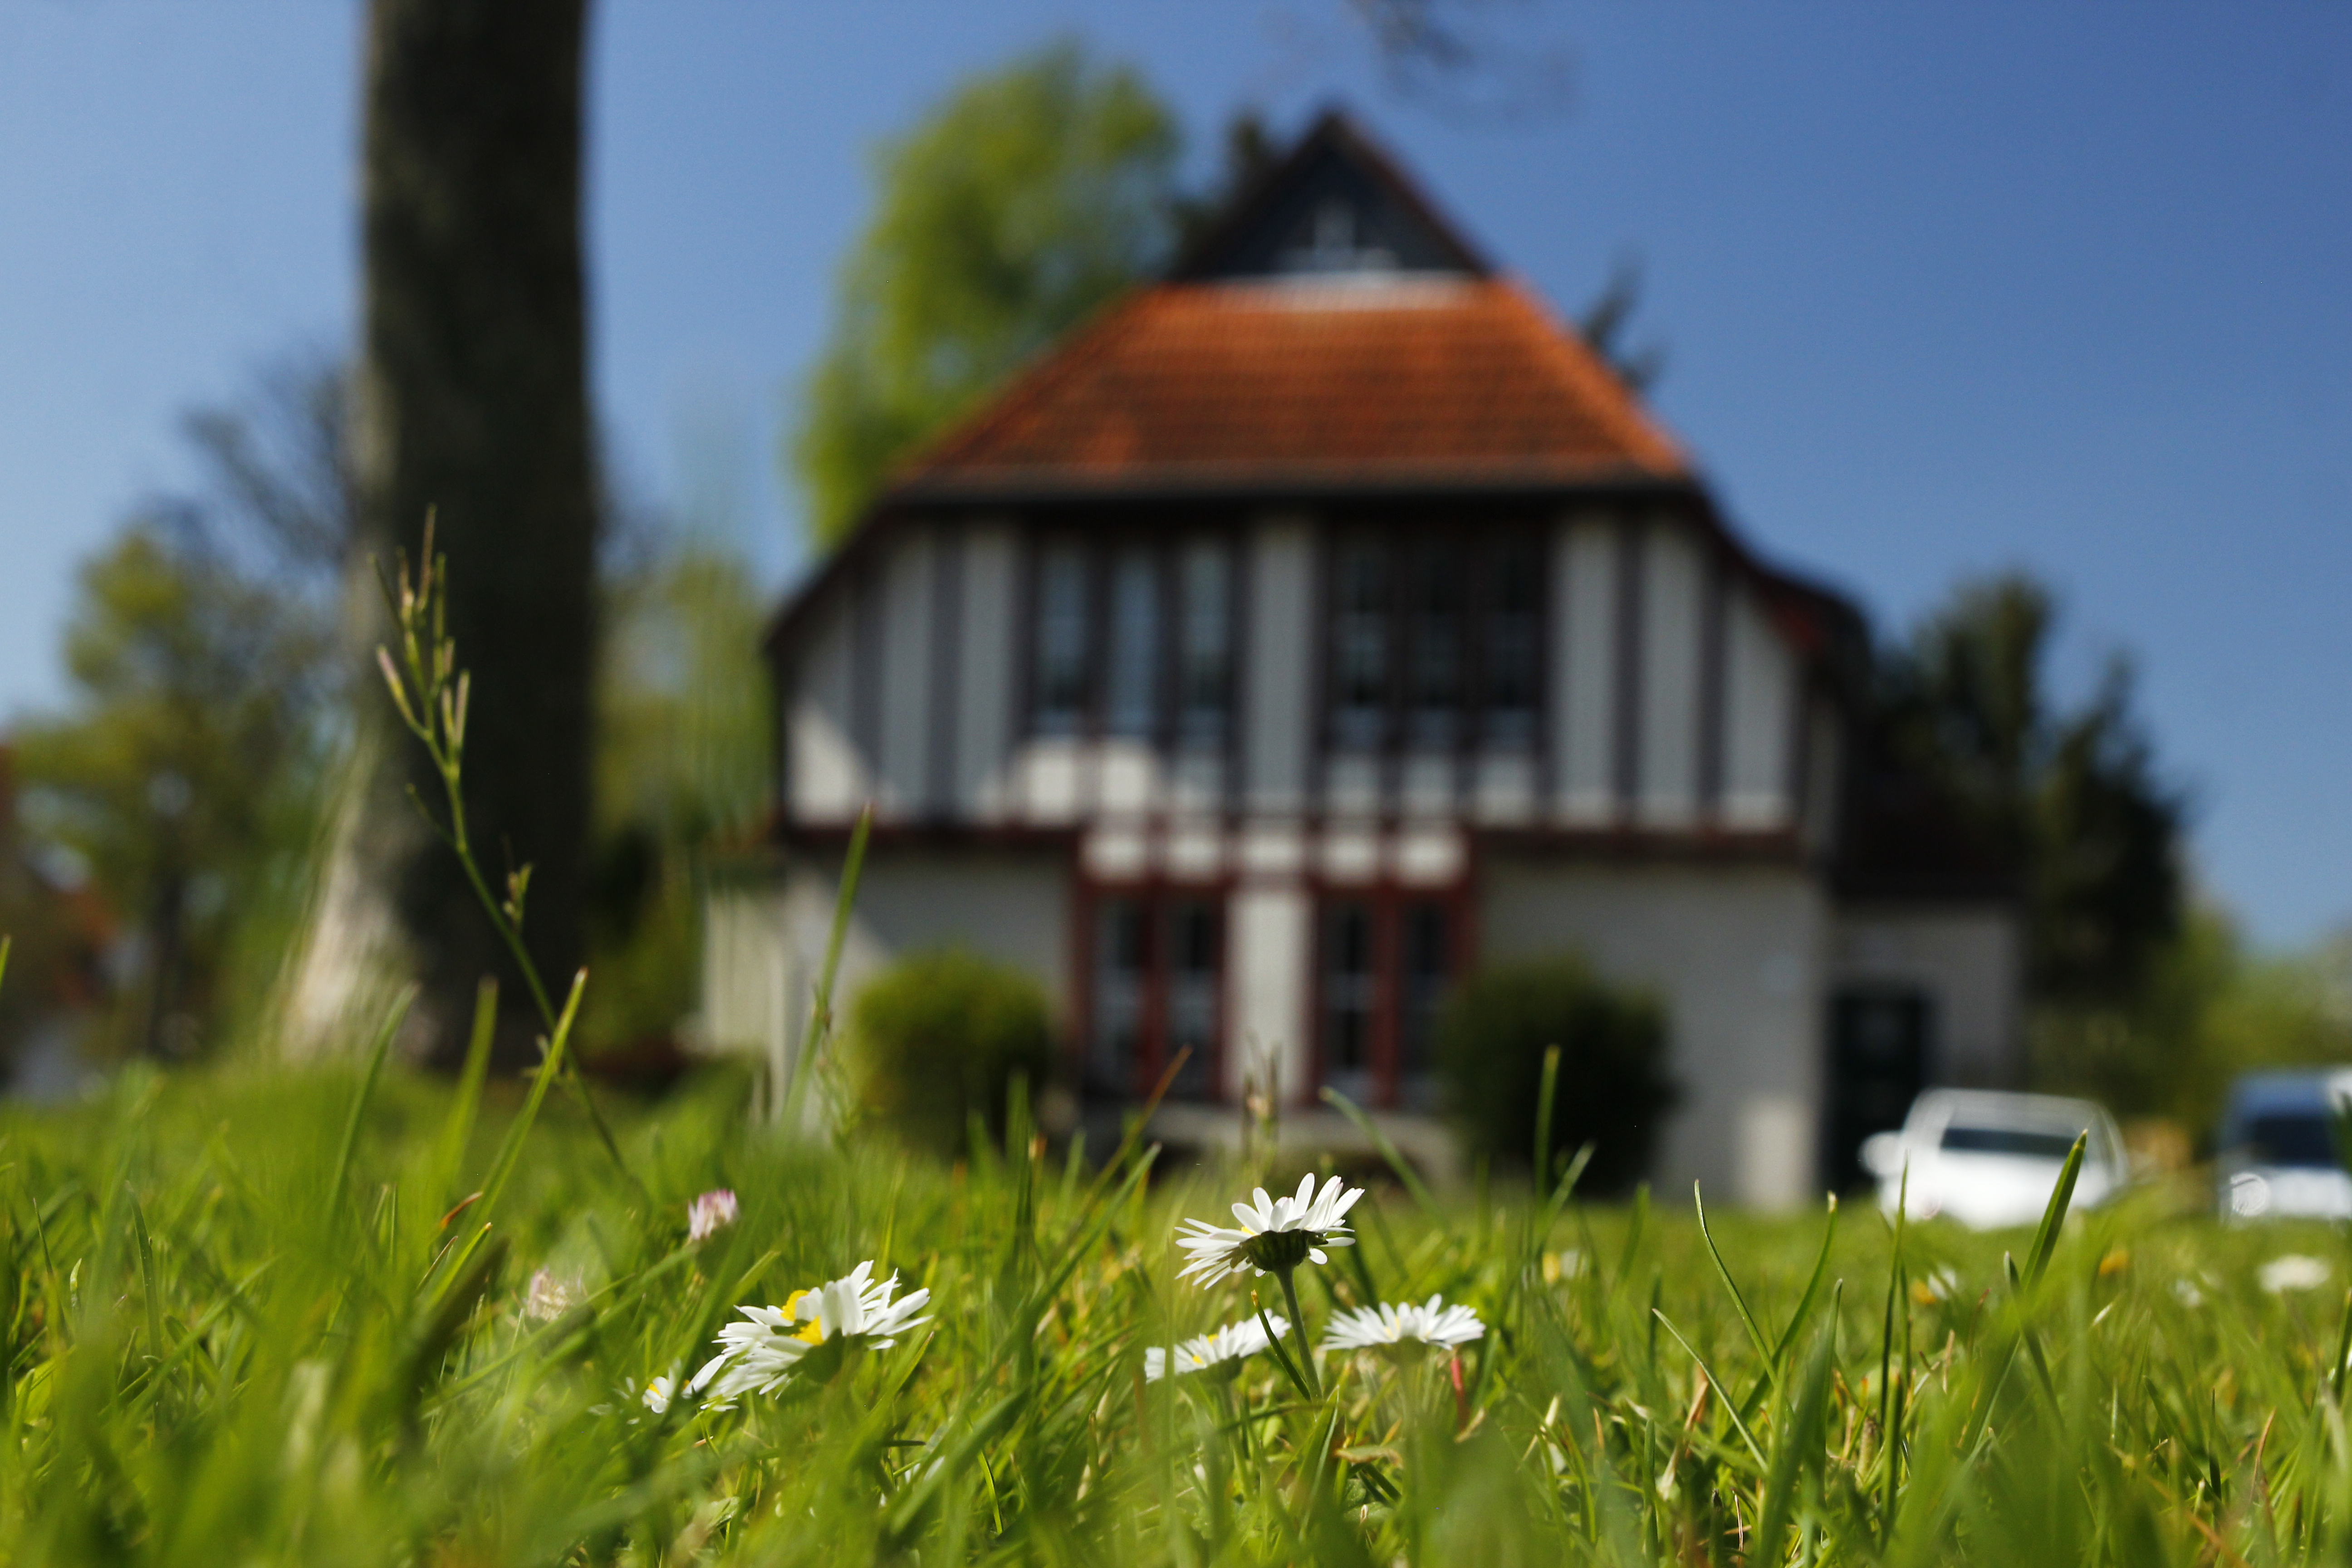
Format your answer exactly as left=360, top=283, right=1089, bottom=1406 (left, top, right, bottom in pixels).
left=1438, top=955, right=1675, bottom=1194
left=852, top=949, right=1057, bottom=1155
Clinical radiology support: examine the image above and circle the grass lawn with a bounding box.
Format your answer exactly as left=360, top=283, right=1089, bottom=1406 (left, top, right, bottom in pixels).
left=4, top=1056, right=2349, bottom=1565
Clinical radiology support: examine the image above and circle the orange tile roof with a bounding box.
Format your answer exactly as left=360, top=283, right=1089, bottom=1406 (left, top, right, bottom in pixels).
left=889, top=274, right=1688, bottom=497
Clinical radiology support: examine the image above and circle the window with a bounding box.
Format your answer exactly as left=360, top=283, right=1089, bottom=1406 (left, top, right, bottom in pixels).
left=1321, top=902, right=1379, bottom=1105
left=1324, top=529, right=1543, bottom=752
left=1406, top=542, right=1462, bottom=748
left=1481, top=537, right=1541, bottom=748
left=1091, top=899, right=1149, bottom=1092
left=1318, top=892, right=1459, bottom=1109
left=1028, top=535, right=1233, bottom=745
left=1085, top=890, right=1223, bottom=1100
left=1329, top=541, right=1391, bottom=749
left=1104, top=547, right=1161, bottom=737
left=1032, top=543, right=1091, bottom=735
left=1175, top=542, right=1232, bottom=744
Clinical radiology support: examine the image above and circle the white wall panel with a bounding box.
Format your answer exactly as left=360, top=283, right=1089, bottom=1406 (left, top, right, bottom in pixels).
left=955, top=523, right=1019, bottom=819
left=1720, top=584, right=1795, bottom=828
left=875, top=534, right=934, bottom=818
left=788, top=603, right=864, bottom=820
left=1556, top=517, right=1618, bottom=823
left=1242, top=517, right=1314, bottom=812
left=1228, top=886, right=1312, bottom=1103
left=1637, top=521, right=1703, bottom=828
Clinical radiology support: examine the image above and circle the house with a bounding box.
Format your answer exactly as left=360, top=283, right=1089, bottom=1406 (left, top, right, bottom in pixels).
left=706, top=111, right=2021, bottom=1207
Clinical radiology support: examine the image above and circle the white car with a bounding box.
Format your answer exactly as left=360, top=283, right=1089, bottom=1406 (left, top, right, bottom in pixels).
left=2216, top=1070, right=2352, bottom=1220
left=1860, top=1089, right=2128, bottom=1230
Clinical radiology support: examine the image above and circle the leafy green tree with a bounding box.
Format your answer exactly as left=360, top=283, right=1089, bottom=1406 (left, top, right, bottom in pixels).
left=1871, top=573, right=2189, bottom=1108
left=10, top=528, right=330, bottom=1058
left=792, top=44, right=1182, bottom=548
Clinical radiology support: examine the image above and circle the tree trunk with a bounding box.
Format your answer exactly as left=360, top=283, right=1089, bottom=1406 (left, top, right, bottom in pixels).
left=333, top=0, right=598, bottom=1066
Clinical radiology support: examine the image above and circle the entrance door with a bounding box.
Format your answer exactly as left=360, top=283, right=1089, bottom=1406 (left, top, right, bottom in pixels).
left=1825, top=988, right=1932, bottom=1192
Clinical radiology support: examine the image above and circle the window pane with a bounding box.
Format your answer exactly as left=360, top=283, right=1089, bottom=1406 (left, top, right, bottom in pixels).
left=1407, top=541, right=1462, bottom=748
left=1321, top=902, right=1378, bottom=1100
left=1329, top=540, right=1390, bottom=750
left=1104, top=547, right=1161, bottom=738
left=1090, top=899, right=1150, bottom=1094
left=1399, top=902, right=1451, bottom=1108
left=1165, top=898, right=1221, bottom=1099
left=1033, top=544, right=1090, bottom=735
left=1176, top=541, right=1231, bottom=745
left=1482, top=536, right=1540, bottom=747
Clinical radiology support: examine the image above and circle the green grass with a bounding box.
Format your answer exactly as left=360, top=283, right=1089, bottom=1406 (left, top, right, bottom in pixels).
left=3, top=1056, right=2351, bottom=1565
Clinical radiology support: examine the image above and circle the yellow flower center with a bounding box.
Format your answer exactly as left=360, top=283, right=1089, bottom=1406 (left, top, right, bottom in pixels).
left=784, top=1288, right=827, bottom=1344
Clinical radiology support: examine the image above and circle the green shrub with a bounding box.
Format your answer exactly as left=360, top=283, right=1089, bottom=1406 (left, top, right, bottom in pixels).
left=1438, top=955, right=1675, bottom=1194
left=852, top=949, right=1056, bottom=1154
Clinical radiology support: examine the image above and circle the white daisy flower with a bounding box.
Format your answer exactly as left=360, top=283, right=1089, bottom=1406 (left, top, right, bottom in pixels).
left=641, top=1375, right=675, bottom=1414
left=687, top=1188, right=739, bottom=1243
left=688, top=1260, right=931, bottom=1401
left=1176, top=1174, right=1365, bottom=1286
left=1145, top=1315, right=1291, bottom=1382
left=1322, top=1294, right=1485, bottom=1360
left=2260, top=1254, right=2331, bottom=1295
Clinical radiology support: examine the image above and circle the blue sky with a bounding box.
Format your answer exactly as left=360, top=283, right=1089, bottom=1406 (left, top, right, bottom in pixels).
left=1, top=1, right=2346, bottom=944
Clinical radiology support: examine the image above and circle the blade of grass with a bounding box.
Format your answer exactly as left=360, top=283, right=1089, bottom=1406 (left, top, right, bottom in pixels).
left=1693, top=1183, right=1776, bottom=1380
left=1652, top=1307, right=1767, bottom=1467
left=1753, top=1323, right=1839, bottom=1568
left=1319, top=1084, right=1440, bottom=1220
left=783, top=802, right=870, bottom=1137
left=329, top=984, right=417, bottom=1219
left=2023, top=1131, right=2089, bottom=1287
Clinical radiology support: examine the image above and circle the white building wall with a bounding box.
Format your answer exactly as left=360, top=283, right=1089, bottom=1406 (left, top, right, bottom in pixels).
left=1228, top=885, right=1313, bottom=1103
left=955, top=522, right=1019, bottom=820
left=1480, top=862, right=1830, bottom=1209
left=1555, top=515, right=1618, bottom=824
left=786, top=601, right=863, bottom=823
left=1242, top=516, right=1315, bottom=813
left=1833, top=903, right=2023, bottom=1087
left=1637, top=521, right=1705, bottom=828
left=1720, top=583, right=1796, bottom=828
left=874, top=534, right=935, bottom=818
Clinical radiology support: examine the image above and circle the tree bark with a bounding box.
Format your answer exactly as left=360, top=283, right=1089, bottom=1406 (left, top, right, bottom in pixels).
left=341, top=0, right=598, bottom=1066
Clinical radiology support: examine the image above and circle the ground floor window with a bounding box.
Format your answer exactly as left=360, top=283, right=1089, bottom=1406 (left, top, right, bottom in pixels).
left=1085, top=889, right=1221, bottom=1100
left=1317, top=892, right=1460, bottom=1111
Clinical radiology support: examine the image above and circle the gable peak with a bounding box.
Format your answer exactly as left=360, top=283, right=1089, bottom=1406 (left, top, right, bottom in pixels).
left=1171, top=108, right=1492, bottom=284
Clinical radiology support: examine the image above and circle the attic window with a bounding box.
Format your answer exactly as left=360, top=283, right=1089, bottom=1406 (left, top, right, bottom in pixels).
left=1277, top=198, right=1398, bottom=275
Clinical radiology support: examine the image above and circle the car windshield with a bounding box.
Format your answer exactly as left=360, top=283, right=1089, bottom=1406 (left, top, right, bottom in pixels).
left=1939, top=1124, right=2082, bottom=1161
left=2243, top=1111, right=2340, bottom=1170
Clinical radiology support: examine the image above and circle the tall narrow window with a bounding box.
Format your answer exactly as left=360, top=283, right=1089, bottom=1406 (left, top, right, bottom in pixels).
left=1482, top=535, right=1540, bottom=747
left=1165, top=899, right=1221, bottom=1098
left=1321, top=902, right=1379, bottom=1102
left=1175, top=541, right=1232, bottom=745
left=1406, top=541, right=1463, bottom=749
left=1399, top=902, right=1451, bottom=1108
left=1090, top=899, right=1149, bottom=1094
left=1329, top=541, right=1390, bottom=750
left=1317, top=893, right=1460, bottom=1108
left=1032, top=543, right=1091, bottom=735
left=1103, top=546, right=1161, bottom=738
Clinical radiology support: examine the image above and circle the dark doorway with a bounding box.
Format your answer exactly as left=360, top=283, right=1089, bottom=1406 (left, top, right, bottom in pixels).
left=1825, top=988, right=1933, bottom=1191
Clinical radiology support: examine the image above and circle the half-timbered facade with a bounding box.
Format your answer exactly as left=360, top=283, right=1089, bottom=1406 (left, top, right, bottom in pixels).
left=707, top=113, right=2021, bottom=1206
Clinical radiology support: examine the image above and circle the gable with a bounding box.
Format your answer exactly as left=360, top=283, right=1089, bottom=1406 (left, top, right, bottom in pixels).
left=1173, top=113, right=1489, bottom=281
